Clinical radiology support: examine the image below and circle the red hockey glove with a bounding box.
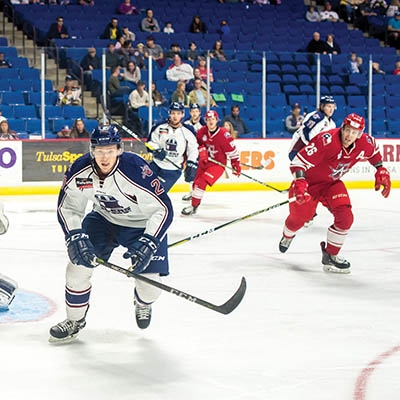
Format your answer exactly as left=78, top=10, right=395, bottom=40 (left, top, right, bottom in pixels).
left=374, top=166, right=391, bottom=198
left=292, top=178, right=311, bottom=204
left=198, top=146, right=208, bottom=167
left=231, top=159, right=241, bottom=177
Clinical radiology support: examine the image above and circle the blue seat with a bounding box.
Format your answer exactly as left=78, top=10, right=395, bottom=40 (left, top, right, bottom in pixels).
left=11, top=57, right=29, bottom=68
left=14, top=105, right=37, bottom=119
left=371, top=120, right=387, bottom=137
left=31, top=79, right=54, bottom=92
left=282, top=84, right=299, bottom=94
left=387, top=120, right=400, bottom=134
left=11, top=80, right=32, bottom=92
left=83, top=119, right=98, bottom=133
left=0, top=105, right=15, bottom=119
left=299, top=84, right=314, bottom=95
left=7, top=118, right=26, bottom=133
left=330, top=85, right=346, bottom=95
left=386, top=96, right=400, bottom=109
left=26, top=119, right=50, bottom=134
left=246, top=95, right=261, bottom=108
left=52, top=118, right=75, bottom=133
left=2, top=91, right=25, bottom=105
left=63, top=106, right=86, bottom=120
left=0, top=69, right=18, bottom=80
left=267, top=119, right=284, bottom=135
left=18, top=68, right=40, bottom=80
left=347, top=95, right=367, bottom=107
left=281, top=74, right=298, bottom=84
left=0, top=79, right=11, bottom=91
left=266, top=94, right=288, bottom=108
left=267, top=107, right=284, bottom=120
left=28, top=91, right=58, bottom=106
left=345, top=86, right=362, bottom=96
left=41, top=105, right=64, bottom=120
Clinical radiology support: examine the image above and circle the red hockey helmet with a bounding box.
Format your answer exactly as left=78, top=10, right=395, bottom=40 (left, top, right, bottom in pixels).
left=342, top=113, right=365, bottom=132
left=205, top=110, right=219, bottom=120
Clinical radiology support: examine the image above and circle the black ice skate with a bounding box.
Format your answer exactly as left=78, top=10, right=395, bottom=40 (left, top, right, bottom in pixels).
left=134, top=297, right=152, bottom=329
left=181, top=205, right=198, bottom=215
left=279, top=235, right=295, bottom=253
left=320, top=242, right=351, bottom=274
left=181, top=193, right=192, bottom=201
left=48, top=318, right=86, bottom=344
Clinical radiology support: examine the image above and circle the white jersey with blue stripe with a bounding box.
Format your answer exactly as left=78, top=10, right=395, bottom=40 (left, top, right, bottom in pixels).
left=288, top=110, right=336, bottom=160
left=57, top=152, right=173, bottom=242
left=148, top=121, right=199, bottom=170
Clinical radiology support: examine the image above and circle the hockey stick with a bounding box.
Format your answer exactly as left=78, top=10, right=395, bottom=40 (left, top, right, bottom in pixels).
left=169, top=197, right=295, bottom=248
left=96, top=258, right=246, bottom=315
left=209, top=158, right=289, bottom=193
left=100, top=95, right=183, bottom=170
left=240, top=161, right=264, bottom=170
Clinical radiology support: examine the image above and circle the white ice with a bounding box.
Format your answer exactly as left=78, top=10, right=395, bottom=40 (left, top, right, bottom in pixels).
left=0, top=189, right=399, bottom=400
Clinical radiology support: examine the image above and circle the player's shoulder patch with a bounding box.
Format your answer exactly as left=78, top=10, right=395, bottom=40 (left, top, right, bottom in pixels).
left=321, top=132, right=332, bottom=145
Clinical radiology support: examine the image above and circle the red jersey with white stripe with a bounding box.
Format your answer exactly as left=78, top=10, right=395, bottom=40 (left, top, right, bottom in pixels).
left=196, top=125, right=239, bottom=166
left=290, top=128, right=382, bottom=186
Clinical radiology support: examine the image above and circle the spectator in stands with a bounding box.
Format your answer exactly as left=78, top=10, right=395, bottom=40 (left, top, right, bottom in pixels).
left=128, top=80, right=151, bottom=110
left=183, top=103, right=205, bottom=131
left=141, top=9, right=161, bottom=33
left=188, top=78, right=216, bottom=108
left=223, top=105, right=249, bottom=136
left=165, top=43, right=182, bottom=60
left=393, top=60, right=400, bottom=74
left=339, top=0, right=364, bottom=22
left=171, top=81, right=190, bottom=107
left=324, top=33, right=341, bottom=54
left=387, top=12, right=400, bottom=48
left=0, top=120, right=19, bottom=140
left=163, top=21, right=175, bottom=34
left=186, top=67, right=208, bottom=92
left=117, top=40, right=137, bottom=67
left=144, top=36, right=165, bottom=67
left=166, top=54, right=194, bottom=82
left=217, top=20, right=231, bottom=37
left=196, top=56, right=214, bottom=82
left=347, top=52, right=363, bottom=73
left=372, top=61, right=385, bottom=74
left=70, top=118, right=90, bottom=138
left=306, top=31, right=326, bottom=54
left=58, top=75, right=82, bottom=106
left=57, top=125, right=72, bottom=139
left=122, top=26, right=135, bottom=42
left=117, top=0, right=138, bottom=15
left=306, top=5, right=321, bottom=22
left=209, top=40, right=227, bottom=61
left=223, top=120, right=238, bottom=139
left=186, top=42, right=199, bottom=62
left=386, top=0, right=400, bottom=17
left=320, top=2, right=339, bottom=22
left=121, top=60, right=141, bottom=84
left=0, top=53, right=11, bottom=68
left=353, top=0, right=378, bottom=31
left=105, top=43, right=121, bottom=69
left=152, top=82, right=167, bottom=106
left=285, top=103, right=305, bottom=134
left=189, top=15, right=207, bottom=33
left=80, top=47, right=101, bottom=90
left=47, top=16, right=69, bottom=40
left=101, top=18, right=122, bottom=41
left=370, top=0, right=388, bottom=15
left=132, top=42, right=146, bottom=70
left=79, top=0, right=94, bottom=5
left=107, top=66, right=131, bottom=97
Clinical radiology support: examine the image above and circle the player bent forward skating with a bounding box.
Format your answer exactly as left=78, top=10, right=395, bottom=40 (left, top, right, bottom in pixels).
left=279, top=113, right=391, bottom=273
left=49, top=125, right=174, bottom=343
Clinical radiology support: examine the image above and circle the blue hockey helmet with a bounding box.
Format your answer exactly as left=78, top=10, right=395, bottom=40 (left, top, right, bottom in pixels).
left=169, top=102, right=185, bottom=112
left=90, top=124, right=121, bottom=147
left=320, top=95, right=335, bottom=105
left=190, top=103, right=200, bottom=110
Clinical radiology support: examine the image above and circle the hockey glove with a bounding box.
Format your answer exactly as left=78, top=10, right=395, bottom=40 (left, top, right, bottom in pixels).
left=374, top=166, right=391, bottom=198
left=198, top=146, right=208, bottom=167
left=66, top=229, right=98, bottom=268
left=184, top=161, right=198, bottom=182
left=153, top=148, right=167, bottom=161
left=292, top=178, right=311, bottom=204
left=123, top=234, right=161, bottom=274
left=231, top=158, right=241, bottom=177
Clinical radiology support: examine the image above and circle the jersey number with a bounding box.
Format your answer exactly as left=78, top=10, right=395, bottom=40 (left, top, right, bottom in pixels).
left=151, top=178, right=165, bottom=195
left=305, top=142, right=317, bottom=156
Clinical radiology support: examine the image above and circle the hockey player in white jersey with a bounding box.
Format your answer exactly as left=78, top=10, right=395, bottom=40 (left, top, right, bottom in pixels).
left=49, top=125, right=174, bottom=343
left=288, top=95, right=336, bottom=160
left=147, top=102, right=199, bottom=192
left=0, top=202, right=17, bottom=312
left=183, top=103, right=205, bottom=132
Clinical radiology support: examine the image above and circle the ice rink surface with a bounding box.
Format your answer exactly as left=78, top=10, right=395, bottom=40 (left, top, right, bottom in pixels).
left=0, top=188, right=399, bottom=400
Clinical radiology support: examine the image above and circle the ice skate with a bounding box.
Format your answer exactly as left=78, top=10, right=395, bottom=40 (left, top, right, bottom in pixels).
left=181, top=205, right=198, bottom=215
left=0, top=203, right=9, bottom=235
left=181, top=193, right=192, bottom=201
left=134, top=297, right=152, bottom=329
left=320, top=242, right=351, bottom=274
left=49, top=318, right=86, bottom=344
left=279, top=235, right=295, bottom=253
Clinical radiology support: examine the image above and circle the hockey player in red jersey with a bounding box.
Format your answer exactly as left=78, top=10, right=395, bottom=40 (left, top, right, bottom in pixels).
left=279, top=113, right=391, bottom=273
left=181, top=110, right=241, bottom=215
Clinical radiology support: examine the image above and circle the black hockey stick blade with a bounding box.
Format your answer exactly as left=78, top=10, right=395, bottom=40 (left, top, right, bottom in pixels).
left=96, top=258, right=247, bottom=315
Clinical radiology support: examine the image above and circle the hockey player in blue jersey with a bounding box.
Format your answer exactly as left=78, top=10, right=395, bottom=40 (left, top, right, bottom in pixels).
left=148, top=102, right=199, bottom=192
left=49, top=124, right=174, bottom=343
left=288, top=95, right=336, bottom=160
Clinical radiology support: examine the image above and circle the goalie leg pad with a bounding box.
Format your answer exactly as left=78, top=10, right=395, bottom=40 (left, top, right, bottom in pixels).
left=0, top=274, right=18, bottom=311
